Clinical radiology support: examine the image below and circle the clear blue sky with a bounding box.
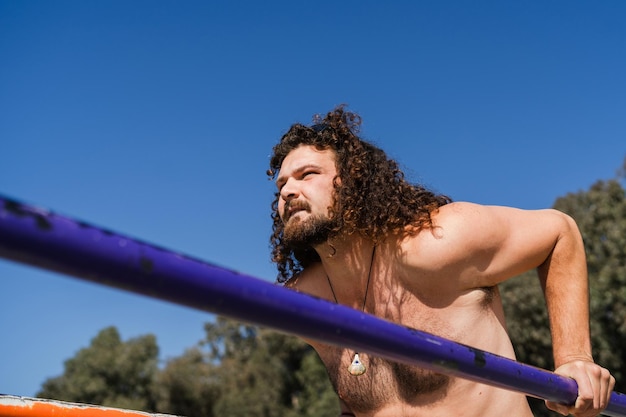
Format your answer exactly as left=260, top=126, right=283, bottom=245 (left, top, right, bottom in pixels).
left=1, top=1, right=624, bottom=398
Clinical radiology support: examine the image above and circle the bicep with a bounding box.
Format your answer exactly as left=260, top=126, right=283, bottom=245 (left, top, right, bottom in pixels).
left=430, top=203, right=568, bottom=288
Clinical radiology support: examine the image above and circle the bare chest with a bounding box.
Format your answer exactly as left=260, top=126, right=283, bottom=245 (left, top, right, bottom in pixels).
left=311, top=287, right=502, bottom=414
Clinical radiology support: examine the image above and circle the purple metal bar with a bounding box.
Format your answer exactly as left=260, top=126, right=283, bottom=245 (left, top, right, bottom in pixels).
left=1, top=195, right=625, bottom=416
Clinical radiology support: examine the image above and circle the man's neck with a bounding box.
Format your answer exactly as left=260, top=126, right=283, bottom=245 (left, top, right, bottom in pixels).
left=313, top=235, right=378, bottom=300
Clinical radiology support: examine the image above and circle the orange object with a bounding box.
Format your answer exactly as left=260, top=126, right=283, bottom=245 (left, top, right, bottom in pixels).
left=0, top=396, right=178, bottom=417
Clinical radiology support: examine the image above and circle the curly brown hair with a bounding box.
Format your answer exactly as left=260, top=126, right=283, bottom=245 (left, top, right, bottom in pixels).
left=267, top=106, right=451, bottom=283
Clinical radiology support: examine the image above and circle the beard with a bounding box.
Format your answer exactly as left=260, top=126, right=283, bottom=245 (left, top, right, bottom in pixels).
left=282, top=213, right=337, bottom=250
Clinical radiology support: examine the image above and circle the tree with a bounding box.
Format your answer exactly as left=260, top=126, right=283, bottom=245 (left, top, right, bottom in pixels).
left=152, top=347, right=219, bottom=417
left=35, top=319, right=339, bottom=417
left=287, top=348, right=340, bottom=417
left=37, top=326, right=158, bottom=411
left=202, top=317, right=339, bottom=417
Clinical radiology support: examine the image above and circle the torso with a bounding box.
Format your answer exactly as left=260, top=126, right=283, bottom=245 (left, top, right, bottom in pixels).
left=289, top=238, right=533, bottom=417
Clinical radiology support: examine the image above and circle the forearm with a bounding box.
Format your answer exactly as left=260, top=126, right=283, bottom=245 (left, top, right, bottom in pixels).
left=538, top=213, right=592, bottom=367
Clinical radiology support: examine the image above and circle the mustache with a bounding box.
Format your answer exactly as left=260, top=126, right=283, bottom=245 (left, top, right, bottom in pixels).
left=283, top=200, right=311, bottom=222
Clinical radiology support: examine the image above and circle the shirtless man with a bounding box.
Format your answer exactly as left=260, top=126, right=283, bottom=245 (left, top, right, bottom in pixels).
left=267, top=106, right=615, bottom=417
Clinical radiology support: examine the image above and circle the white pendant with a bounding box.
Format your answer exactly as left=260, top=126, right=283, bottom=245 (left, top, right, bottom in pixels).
left=348, top=353, right=366, bottom=376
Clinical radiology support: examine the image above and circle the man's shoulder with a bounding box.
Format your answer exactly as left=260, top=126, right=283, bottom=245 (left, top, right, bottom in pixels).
left=432, top=201, right=483, bottom=221
left=395, top=202, right=488, bottom=273
left=399, top=201, right=482, bottom=238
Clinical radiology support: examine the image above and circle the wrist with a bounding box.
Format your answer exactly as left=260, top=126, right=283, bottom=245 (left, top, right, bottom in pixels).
left=554, top=354, right=594, bottom=369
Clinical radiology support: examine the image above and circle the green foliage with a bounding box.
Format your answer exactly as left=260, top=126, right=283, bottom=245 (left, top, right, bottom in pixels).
left=203, top=317, right=338, bottom=417
left=152, top=347, right=219, bottom=417
left=38, top=320, right=338, bottom=416
left=287, top=349, right=341, bottom=417
left=37, top=326, right=158, bottom=411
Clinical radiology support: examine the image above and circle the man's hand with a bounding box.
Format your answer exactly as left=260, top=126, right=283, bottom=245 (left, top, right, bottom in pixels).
left=546, top=360, right=615, bottom=417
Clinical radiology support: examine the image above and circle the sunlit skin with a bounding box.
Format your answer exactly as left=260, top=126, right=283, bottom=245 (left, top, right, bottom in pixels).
left=276, top=146, right=338, bottom=238
left=275, top=145, right=615, bottom=417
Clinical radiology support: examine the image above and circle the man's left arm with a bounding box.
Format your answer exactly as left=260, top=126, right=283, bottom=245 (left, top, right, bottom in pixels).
left=537, top=211, right=615, bottom=417
left=432, top=203, right=615, bottom=416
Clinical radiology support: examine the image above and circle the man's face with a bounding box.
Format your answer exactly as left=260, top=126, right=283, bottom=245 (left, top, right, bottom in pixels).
left=275, top=145, right=339, bottom=248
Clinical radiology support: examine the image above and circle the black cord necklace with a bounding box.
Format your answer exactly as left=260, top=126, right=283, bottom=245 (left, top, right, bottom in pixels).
left=326, top=245, right=376, bottom=376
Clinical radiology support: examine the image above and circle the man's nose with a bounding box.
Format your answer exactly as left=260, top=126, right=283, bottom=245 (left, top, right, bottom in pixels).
left=280, top=179, right=299, bottom=201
